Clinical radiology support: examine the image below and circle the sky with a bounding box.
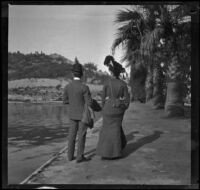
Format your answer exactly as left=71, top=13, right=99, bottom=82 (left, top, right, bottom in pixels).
left=9, top=5, right=132, bottom=72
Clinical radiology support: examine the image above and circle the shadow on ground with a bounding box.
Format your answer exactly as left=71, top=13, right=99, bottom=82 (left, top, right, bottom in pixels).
left=122, top=130, right=163, bottom=158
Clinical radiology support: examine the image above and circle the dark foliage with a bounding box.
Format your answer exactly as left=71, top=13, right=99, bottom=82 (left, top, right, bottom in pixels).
left=8, top=51, right=73, bottom=80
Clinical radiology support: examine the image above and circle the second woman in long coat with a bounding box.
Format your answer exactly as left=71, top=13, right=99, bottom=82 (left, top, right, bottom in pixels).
left=96, top=56, right=130, bottom=159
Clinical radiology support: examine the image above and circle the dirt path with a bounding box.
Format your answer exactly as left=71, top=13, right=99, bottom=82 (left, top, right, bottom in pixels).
left=26, top=102, right=191, bottom=185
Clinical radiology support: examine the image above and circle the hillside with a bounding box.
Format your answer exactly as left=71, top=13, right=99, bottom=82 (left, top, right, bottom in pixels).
left=8, top=51, right=109, bottom=84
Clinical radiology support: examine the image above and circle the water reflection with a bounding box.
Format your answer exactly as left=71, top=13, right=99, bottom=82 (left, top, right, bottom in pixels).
left=8, top=103, right=70, bottom=147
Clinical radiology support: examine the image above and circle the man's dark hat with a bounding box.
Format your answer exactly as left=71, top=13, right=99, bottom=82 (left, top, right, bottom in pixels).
left=72, top=57, right=83, bottom=76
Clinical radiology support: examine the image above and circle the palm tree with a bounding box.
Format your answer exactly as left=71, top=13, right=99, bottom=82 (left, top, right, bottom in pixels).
left=111, top=7, right=149, bottom=102
left=130, top=60, right=147, bottom=102
left=139, top=5, right=172, bottom=108
left=112, top=5, right=167, bottom=105
left=112, top=4, right=192, bottom=116
left=140, top=4, right=192, bottom=116
left=161, top=5, right=191, bottom=116
left=152, top=60, right=166, bottom=109
left=150, top=42, right=167, bottom=109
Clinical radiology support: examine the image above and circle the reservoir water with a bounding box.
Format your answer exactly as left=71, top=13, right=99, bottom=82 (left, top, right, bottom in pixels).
left=8, top=102, right=101, bottom=184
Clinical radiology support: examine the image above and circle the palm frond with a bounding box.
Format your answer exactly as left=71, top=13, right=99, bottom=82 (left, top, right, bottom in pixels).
left=112, top=22, right=141, bottom=53
left=111, top=37, right=124, bottom=54
left=117, top=21, right=139, bottom=35
left=170, top=4, right=193, bottom=21
left=140, top=27, right=164, bottom=56
left=142, top=5, right=161, bottom=16
left=115, top=9, right=143, bottom=23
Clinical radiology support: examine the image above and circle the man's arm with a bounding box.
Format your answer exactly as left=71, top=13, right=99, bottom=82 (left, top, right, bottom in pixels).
left=83, top=85, right=92, bottom=107
left=63, top=85, right=69, bottom=104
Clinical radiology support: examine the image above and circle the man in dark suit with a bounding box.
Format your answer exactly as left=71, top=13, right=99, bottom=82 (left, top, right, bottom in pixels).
left=63, top=57, right=92, bottom=163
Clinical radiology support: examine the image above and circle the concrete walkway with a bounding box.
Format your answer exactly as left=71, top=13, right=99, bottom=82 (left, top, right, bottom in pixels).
left=26, top=102, right=191, bottom=185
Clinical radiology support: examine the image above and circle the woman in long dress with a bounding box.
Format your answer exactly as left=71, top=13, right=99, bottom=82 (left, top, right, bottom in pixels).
left=96, top=55, right=130, bottom=159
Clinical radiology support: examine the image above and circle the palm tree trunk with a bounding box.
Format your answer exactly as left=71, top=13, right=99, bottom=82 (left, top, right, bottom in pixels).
left=165, top=56, right=185, bottom=117
left=165, top=81, right=184, bottom=116
left=130, top=64, right=146, bottom=102
left=152, top=62, right=165, bottom=109
left=145, top=64, right=154, bottom=102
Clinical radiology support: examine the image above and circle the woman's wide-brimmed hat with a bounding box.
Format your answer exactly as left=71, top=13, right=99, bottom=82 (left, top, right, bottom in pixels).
left=104, top=55, right=125, bottom=74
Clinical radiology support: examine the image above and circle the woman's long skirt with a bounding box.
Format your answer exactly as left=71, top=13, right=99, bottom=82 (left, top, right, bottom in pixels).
left=96, top=113, right=127, bottom=158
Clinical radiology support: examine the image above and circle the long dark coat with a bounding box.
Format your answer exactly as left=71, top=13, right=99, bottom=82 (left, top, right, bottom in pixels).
left=96, top=78, right=130, bottom=158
